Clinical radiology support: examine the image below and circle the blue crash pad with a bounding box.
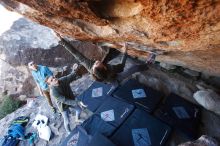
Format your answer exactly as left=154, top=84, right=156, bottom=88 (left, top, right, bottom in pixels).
left=113, top=79, right=163, bottom=113
left=88, top=133, right=115, bottom=146
left=111, top=109, right=171, bottom=146
left=61, top=126, right=91, bottom=146
left=77, top=81, right=112, bottom=112
left=95, top=96, right=134, bottom=128
left=82, top=115, right=116, bottom=137
left=155, top=93, right=200, bottom=139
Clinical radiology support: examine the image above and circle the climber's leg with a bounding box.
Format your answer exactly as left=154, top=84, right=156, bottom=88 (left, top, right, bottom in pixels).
left=117, top=64, right=149, bottom=82
left=61, top=111, right=71, bottom=134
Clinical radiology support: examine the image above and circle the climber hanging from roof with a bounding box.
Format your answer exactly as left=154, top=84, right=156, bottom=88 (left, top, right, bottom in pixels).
left=55, top=32, right=155, bottom=89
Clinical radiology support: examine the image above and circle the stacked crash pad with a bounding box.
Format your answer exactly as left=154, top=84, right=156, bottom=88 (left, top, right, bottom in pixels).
left=77, top=81, right=112, bottom=112
left=111, top=109, right=171, bottom=146
left=113, top=79, right=163, bottom=112
left=155, top=93, right=200, bottom=139
left=61, top=79, right=201, bottom=146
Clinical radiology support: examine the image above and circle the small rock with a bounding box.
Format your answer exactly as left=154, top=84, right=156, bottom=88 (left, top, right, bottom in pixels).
left=178, top=135, right=219, bottom=146
left=160, top=62, right=176, bottom=70
left=18, top=94, right=27, bottom=101
left=27, top=98, right=38, bottom=108
left=193, top=89, right=220, bottom=116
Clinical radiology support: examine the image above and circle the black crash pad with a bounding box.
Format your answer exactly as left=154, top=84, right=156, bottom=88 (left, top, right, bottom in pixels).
left=111, top=109, right=171, bottom=146
left=61, top=126, right=91, bottom=146
left=82, top=115, right=116, bottom=137
left=77, top=81, right=112, bottom=112
left=95, top=96, right=134, bottom=128
left=112, top=79, right=163, bottom=113
left=88, top=133, right=115, bottom=146
left=155, top=93, right=200, bottom=139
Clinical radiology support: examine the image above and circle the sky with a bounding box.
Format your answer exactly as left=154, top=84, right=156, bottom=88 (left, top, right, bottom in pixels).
left=0, top=5, right=22, bottom=36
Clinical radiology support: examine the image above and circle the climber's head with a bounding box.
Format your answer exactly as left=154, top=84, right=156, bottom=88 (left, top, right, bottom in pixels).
left=28, top=61, right=38, bottom=71
left=92, top=60, right=108, bottom=81
left=45, top=76, right=59, bottom=86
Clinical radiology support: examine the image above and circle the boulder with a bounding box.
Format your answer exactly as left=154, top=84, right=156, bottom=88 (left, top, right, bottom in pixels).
left=1, top=0, right=220, bottom=76
left=193, top=89, right=220, bottom=116
left=160, top=62, right=177, bottom=70
left=178, top=135, right=219, bottom=146
left=183, top=69, right=200, bottom=77
left=18, top=94, right=27, bottom=101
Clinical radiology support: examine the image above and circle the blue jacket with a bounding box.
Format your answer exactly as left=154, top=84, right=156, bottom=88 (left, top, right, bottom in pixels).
left=32, top=65, right=53, bottom=90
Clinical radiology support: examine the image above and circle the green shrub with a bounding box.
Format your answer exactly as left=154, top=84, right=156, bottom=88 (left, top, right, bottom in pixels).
left=0, top=95, right=22, bottom=120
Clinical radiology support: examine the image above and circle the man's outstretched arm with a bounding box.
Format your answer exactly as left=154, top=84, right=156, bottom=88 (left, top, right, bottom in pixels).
left=59, top=64, right=81, bottom=84
left=51, top=88, right=77, bottom=106
left=59, top=71, right=79, bottom=84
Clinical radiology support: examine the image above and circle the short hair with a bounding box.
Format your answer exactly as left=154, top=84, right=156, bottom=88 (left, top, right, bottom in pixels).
left=92, top=64, right=108, bottom=81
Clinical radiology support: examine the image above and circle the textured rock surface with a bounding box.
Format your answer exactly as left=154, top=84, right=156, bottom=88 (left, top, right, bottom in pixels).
left=193, top=89, right=220, bottom=116
left=0, top=17, right=108, bottom=96
left=157, top=49, right=220, bottom=76
left=178, top=135, right=219, bottom=146
left=0, top=18, right=58, bottom=50
left=1, top=0, right=220, bottom=76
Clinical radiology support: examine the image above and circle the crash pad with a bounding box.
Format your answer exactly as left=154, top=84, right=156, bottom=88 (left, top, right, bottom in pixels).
left=155, top=93, right=201, bottom=139
left=61, top=126, right=91, bottom=146
left=82, top=115, right=116, bottom=137
left=88, top=133, right=115, bottom=146
left=77, top=81, right=112, bottom=112
left=95, top=96, right=134, bottom=128
left=111, top=109, right=171, bottom=146
left=113, top=79, right=163, bottom=113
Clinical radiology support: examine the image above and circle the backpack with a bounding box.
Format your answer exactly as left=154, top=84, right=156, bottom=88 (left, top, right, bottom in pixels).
left=0, top=116, right=29, bottom=146
left=10, top=116, right=29, bottom=127
left=1, top=136, right=19, bottom=146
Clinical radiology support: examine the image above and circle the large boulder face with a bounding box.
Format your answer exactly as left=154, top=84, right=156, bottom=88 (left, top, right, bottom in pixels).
left=0, top=17, right=107, bottom=96
left=0, top=0, right=220, bottom=76
left=0, top=18, right=58, bottom=50
left=0, top=17, right=107, bottom=66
